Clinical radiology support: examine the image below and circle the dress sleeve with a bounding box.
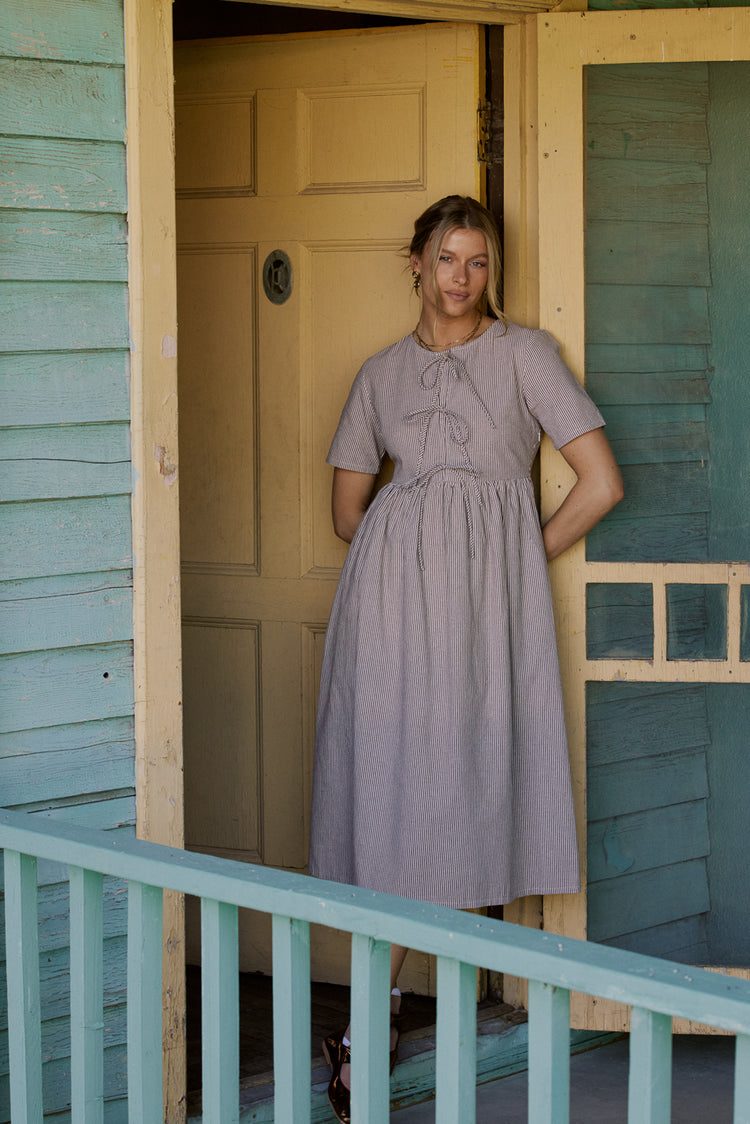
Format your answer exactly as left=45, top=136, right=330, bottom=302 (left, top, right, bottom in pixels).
left=326, top=363, right=385, bottom=473
left=521, top=329, right=605, bottom=450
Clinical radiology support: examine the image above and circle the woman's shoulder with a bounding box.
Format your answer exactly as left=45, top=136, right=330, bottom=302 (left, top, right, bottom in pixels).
left=354, top=332, right=417, bottom=381
left=490, top=320, right=556, bottom=348
left=365, top=331, right=416, bottom=364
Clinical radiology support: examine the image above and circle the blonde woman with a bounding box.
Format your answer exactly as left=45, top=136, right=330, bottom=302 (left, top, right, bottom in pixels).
left=309, top=195, right=623, bottom=1123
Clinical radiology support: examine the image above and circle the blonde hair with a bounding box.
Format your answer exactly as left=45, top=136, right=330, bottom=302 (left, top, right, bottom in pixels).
left=409, top=195, right=505, bottom=324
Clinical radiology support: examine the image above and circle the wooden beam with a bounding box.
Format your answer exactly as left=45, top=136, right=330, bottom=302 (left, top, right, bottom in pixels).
left=124, top=0, right=186, bottom=1118
left=222, top=0, right=552, bottom=26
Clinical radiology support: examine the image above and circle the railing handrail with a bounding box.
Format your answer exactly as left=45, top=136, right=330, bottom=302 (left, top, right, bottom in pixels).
left=2, top=807, right=750, bottom=1035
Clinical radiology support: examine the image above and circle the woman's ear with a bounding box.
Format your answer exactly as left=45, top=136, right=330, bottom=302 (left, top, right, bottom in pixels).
left=409, top=253, right=420, bottom=273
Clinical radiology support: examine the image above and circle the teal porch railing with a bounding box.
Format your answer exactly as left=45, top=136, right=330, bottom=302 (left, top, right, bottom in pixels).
left=2, top=807, right=750, bottom=1124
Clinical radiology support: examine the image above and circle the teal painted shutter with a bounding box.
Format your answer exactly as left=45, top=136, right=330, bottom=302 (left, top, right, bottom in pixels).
left=0, top=0, right=133, bottom=1115
left=584, top=62, right=750, bottom=966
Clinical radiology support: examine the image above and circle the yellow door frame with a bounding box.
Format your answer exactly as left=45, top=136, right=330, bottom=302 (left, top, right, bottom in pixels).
left=124, top=0, right=184, bottom=1113
left=122, top=0, right=649, bottom=1105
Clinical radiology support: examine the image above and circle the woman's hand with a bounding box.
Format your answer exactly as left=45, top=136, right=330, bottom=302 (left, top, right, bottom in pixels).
left=331, top=467, right=378, bottom=543
left=542, top=428, right=624, bottom=562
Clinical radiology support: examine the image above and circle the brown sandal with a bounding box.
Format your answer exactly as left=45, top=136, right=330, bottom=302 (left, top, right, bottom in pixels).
left=322, top=1032, right=351, bottom=1124
left=322, top=1013, right=402, bottom=1122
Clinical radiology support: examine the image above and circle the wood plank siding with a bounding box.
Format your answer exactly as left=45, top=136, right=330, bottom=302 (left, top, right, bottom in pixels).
left=585, top=63, right=712, bottom=564
left=0, top=0, right=132, bottom=1116
left=583, top=61, right=750, bottom=968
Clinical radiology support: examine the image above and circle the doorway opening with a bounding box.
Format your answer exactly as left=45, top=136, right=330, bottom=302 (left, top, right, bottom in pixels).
left=172, top=4, right=507, bottom=1105
left=173, top=2, right=501, bottom=984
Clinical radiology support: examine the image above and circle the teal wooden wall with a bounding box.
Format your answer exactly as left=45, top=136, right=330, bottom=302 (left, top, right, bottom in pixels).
left=587, top=682, right=750, bottom=966
left=584, top=62, right=750, bottom=966
left=705, top=62, right=750, bottom=561
left=586, top=62, right=712, bottom=565
left=589, top=0, right=748, bottom=12
left=0, top=0, right=133, bottom=1116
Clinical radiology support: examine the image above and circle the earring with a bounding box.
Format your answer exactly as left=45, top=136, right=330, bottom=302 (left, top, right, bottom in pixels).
left=411, top=269, right=421, bottom=294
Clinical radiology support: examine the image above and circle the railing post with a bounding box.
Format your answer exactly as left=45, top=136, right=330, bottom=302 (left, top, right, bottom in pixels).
left=70, top=865, right=104, bottom=1124
left=127, top=880, right=164, bottom=1123
left=528, top=979, right=570, bottom=1124
left=201, top=898, right=239, bottom=1124
left=436, top=957, right=477, bottom=1124
left=4, top=849, right=43, bottom=1124
left=735, top=1033, right=750, bottom=1124
left=350, top=933, right=391, bottom=1124
left=272, top=914, right=311, bottom=1124
left=628, top=1007, right=672, bottom=1123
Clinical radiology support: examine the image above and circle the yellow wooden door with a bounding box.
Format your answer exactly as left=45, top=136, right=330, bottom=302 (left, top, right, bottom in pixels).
left=174, top=23, right=482, bottom=987
left=534, top=8, right=750, bottom=1030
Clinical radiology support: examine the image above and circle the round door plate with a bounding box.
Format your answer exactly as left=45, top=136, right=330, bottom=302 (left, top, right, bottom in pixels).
left=262, top=249, right=293, bottom=304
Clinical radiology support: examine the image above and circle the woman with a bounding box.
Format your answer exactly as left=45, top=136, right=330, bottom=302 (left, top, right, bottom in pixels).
left=309, top=196, right=623, bottom=1122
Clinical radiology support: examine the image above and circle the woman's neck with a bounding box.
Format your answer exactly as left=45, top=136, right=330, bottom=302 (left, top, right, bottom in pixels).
left=414, top=309, right=485, bottom=351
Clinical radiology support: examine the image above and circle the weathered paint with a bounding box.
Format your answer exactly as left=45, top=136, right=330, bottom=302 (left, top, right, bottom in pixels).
left=705, top=63, right=750, bottom=560
left=586, top=63, right=712, bottom=565
left=124, top=0, right=186, bottom=1112
left=4, top=812, right=750, bottom=1121
left=0, top=0, right=132, bottom=1116
left=587, top=681, right=750, bottom=966
left=582, top=61, right=750, bottom=974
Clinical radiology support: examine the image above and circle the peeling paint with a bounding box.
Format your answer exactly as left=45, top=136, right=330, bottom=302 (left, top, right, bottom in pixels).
left=161, top=333, right=177, bottom=359
left=154, top=444, right=177, bottom=485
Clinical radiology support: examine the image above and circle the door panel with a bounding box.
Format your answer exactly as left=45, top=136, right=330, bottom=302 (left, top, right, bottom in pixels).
left=536, top=8, right=750, bottom=1030
left=175, top=23, right=482, bottom=987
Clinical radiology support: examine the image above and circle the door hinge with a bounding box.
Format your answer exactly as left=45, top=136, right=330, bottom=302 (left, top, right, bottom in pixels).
left=477, top=99, right=492, bottom=164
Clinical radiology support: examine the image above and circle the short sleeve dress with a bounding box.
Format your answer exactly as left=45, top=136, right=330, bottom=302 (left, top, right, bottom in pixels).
left=308, top=320, right=604, bottom=909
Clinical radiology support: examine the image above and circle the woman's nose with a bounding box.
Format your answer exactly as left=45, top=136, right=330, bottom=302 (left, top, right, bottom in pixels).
left=453, top=264, right=468, bottom=284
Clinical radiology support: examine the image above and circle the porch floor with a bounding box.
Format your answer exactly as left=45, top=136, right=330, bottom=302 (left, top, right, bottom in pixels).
left=186, top=967, right=735, bottom=1121
left=185, top=965, right=441, bottom=1111
left=391, top=1033, right=736, bottom=1122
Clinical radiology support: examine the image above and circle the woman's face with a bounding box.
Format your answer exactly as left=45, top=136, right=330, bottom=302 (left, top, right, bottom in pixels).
left=411, top=226, right=489, bottom=320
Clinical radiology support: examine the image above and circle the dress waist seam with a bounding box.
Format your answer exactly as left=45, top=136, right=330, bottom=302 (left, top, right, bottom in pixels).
left=390, top=468, right=531, bottom=490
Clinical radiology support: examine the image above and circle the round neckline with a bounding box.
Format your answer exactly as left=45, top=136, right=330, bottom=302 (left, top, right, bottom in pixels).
left=410, top=318, right=500, bottom=354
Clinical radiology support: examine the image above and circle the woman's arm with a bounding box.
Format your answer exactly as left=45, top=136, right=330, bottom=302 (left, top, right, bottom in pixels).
left=542, top=428, right=624, bottom=562
left=331, top=467, right=378, bottom=543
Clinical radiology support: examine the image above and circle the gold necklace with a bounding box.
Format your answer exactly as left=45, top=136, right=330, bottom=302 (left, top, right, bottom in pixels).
left=414, top=311, right=482, bottom=352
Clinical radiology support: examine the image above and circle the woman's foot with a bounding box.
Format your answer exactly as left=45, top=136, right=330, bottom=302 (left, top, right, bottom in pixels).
left=322, top=993, right=402, bottom=1122
left=322, top=1032, right=351, bottom=1123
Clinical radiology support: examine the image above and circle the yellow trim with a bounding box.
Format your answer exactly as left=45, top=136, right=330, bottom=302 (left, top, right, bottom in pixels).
left=223, top=0, right=545, bottom=24
left=125, top=0, right=186, bottom=1113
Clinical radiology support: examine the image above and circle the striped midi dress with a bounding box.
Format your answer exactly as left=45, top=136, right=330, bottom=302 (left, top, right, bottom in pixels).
left=308, top=321, right=605, bottom=909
